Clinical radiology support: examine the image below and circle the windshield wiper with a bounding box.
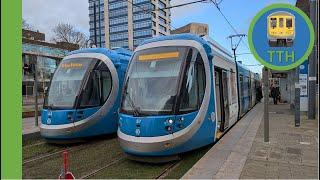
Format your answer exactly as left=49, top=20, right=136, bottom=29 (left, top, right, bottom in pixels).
left=125, top=92, right=141, bottom=117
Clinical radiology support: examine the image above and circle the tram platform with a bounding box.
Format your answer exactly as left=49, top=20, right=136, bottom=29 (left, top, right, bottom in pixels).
left=183, top=102, right=319, bottom=179
left=23, top=116, right=40, bottom=135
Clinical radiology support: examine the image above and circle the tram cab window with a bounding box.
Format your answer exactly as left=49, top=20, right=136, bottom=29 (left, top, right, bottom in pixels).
left=79, top=61, right=112, bottom=108
left=79, top=70, right=101, bottom=107
left=46, top=58, right=94, bottom=108
left=179, top=51, right=206, bottom=113
left=196, top=54, right=206, bottom=105
left=101, top=70, right=112, bottom=102
left=279, top=18, right=284, bottom=28
left=270, top=18, right=277, bottom=28
left=179, top=49, right=198, bottom=112
left=286, top=18, right=292, bottom=28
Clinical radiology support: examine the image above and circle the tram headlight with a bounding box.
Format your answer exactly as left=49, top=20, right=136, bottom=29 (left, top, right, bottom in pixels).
left=135, top=129, right=140, bottom=136
left=164, top=119, right=174, bottom=133
left=164, top=119, right=174, bottom=126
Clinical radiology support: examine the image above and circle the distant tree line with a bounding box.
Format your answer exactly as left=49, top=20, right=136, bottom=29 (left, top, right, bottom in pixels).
left=22, top=19, right=88, bottom=48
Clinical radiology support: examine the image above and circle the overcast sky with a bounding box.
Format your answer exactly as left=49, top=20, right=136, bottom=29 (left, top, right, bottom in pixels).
left=23, top=0, right=296, bottom=73
left=23, top=0, right=90, bottom=41
left=22, top=0, right=193, bottom=41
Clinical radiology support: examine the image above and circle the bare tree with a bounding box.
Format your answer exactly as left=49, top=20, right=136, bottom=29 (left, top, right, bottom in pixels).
left=52, top=22, right=88, bottom=48
left=22, top=18, right=34, bottom=30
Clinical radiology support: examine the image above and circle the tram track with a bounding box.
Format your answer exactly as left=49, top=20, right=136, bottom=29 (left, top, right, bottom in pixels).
left=155, top=160, right=182, bottom=179
left=23, top=137, right=116, bottom=165
left=23, top=137, right=122, bottom=179
left=80, top=153, right=126, bottom=179
left=23, top=141, right=46, bottom=149
left=23, top=105, right=261, bottom=179
left=23, top=142, right=92, bottom=165
left=23, top=148, right=71, bottom=165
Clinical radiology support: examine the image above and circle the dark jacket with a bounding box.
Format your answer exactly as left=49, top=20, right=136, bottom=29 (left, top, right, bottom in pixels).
left=271, top=87, right=280, bottom=98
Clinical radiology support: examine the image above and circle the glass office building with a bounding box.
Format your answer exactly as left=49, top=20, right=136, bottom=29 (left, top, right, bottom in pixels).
left=88, top=0, right=171, bottom=50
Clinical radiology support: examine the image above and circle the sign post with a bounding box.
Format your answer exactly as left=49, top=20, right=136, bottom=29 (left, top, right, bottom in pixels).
left=248, top=3, right=315, bottom=141
left=263, top=67, right=269, bottom=142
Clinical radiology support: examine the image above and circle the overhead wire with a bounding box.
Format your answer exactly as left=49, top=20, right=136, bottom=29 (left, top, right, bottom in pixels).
left=209, top=0, right=250, bottom=51
left=208, top=0, right=262, bottom=67
left=236, top=52, right=253, bottom=55
left=128, top=0, right=255, bottom=58
left=153, top=0, right=209, bottom=11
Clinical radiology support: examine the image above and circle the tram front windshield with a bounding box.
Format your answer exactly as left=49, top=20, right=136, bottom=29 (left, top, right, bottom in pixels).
left=46, top=58, right=96, bottom=108
left=121, top=47, right=188, bottom=115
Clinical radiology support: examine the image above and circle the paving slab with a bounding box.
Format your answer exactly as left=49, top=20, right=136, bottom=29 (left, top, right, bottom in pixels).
left=182, top=103, right=263, bottom=179
left=240, top=103, right=319, bottom=179
left=183, top=102, right=318, bottom=179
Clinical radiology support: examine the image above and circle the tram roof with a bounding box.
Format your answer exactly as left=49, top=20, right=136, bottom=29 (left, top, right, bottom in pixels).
left=139, top=34, right=256, bottom=76
left=139, top=34, right=238, bottom=64
left=68, top=48, right=132, bottom=64
left=237, top=61, right=251, bottom=76
left=140, top=33, right=212, bottom=56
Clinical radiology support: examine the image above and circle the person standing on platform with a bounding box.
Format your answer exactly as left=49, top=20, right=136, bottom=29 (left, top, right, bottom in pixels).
left=276, top=87, right=281, bottom=103
left=256, top=86, right=263, bottom=102
left=271, top=86, right=278, bottom=104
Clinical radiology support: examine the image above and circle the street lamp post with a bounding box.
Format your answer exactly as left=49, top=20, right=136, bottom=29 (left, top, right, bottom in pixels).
left=32, top=55, right=39, bottom=127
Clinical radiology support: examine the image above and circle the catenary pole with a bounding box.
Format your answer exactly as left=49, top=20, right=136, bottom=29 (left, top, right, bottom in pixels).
left=295, top=67, right=301, bottom=127
left=228, top=34, right=246, bottom=119
left=308, top=0, right=317, bottom=119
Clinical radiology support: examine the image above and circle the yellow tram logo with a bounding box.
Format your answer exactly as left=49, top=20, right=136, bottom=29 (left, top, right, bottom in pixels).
left=267, top=11, right=295, bottom=47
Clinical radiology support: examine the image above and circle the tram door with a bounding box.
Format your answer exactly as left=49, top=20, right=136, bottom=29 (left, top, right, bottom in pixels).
left=221, top=70, right=230, bottom=129
left=214, top=68, right=230, bottom=136
left=214, top=71, right=222, bottom=133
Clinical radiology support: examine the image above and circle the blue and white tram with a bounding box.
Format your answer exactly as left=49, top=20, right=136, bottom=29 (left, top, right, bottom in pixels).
left=40, top=48, right=131, bottom=141
left=238, top=62, right=252, bottom=117
left=118, top=34, right=260, bottom=158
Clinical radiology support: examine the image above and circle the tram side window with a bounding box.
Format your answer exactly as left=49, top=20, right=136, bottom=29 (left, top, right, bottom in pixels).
left=286, top=18, right=292, bottom=28
left=79, top=71, right=101, bottom=107
left=244, top=76, right=249, bottom=96
left=230, top=71, right=237, bottom=104
left=270, top=18, right=277, bottom=28
left=239, top=75, right=244, bottom=97
left=179, top=50, right=198, bottom=112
